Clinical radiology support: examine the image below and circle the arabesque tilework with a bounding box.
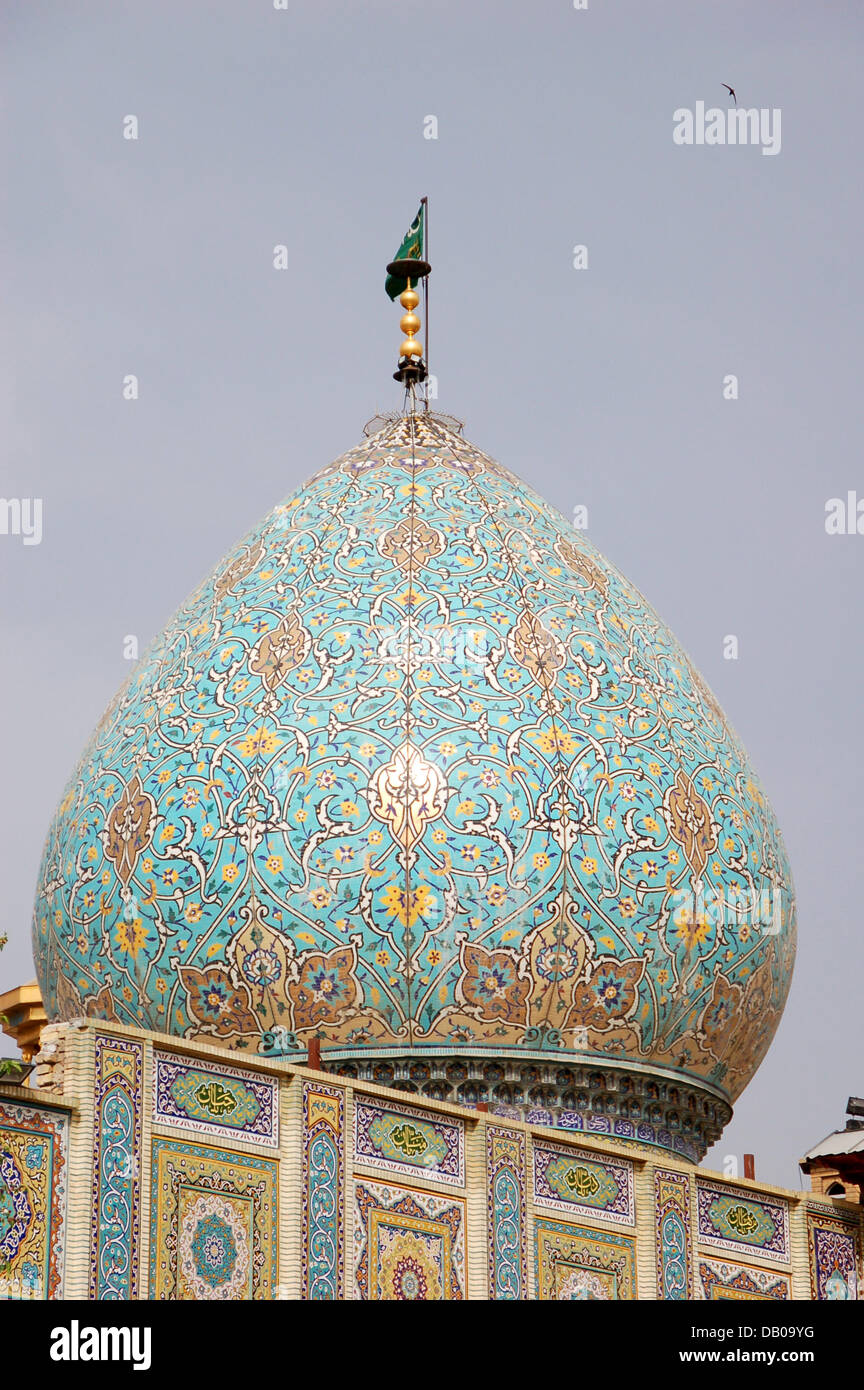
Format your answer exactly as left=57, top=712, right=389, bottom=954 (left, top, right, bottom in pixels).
left=654, top=1168, right=692, bottom=1300
left=0, top=1099, right=68, bottom=1300
left=698, top=1259, right=790, bottom=1300
left=90, top=1035, right=143, bottom=1299
left=34, top=412, right=796, bottom=1149
left=354, top=1096, right=464, bottom=1187
left=486, top=1126, right=527, bottom=1300
left=154, top=1051, right=278, bottom=1148
left=353, top=1178, right=466, bottom=1300
left=533, top=1138, right=634, bottom=1226
left=535, top=1217, right=637, bottom=1300
left=806, top=1208, right=859, bottom=1300
left=150, top=1136, right=277, bottom=1300
left=696, top=1179, right=790, bottom=1265
left=301, top=1081, right=345, bottom=1299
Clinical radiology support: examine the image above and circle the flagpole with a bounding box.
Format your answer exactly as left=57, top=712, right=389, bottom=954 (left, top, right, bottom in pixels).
left=421, top=195, right=429, bottom=411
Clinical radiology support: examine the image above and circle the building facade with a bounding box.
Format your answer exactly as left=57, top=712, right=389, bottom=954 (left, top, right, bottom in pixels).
left=1, top=1017, right=860, bottom=1300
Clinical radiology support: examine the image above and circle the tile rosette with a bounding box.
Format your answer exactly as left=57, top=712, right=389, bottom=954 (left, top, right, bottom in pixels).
left=353, top=1178, right=466, bottom=1300
left=150, top=1137, right=277, bottom=1300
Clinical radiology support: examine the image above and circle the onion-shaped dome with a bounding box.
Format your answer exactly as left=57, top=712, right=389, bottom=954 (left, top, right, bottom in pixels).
left=33, top=413, right=795, bottom=1161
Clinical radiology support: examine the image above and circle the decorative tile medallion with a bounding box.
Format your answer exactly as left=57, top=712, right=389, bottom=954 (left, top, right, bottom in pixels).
left=354, top=1097, right=464, bottom=1187
left=533, top=1140, right=634, bottom=1226
left=90, top=1034, right=143, bottom=1299
left=655, top=1168, right=693, bottom=1300
left=487, top=1126, right=527, bottom=1300
left=302, top=1081, right=345, bottom=1299
left=150, top=1137, right=277, bottom=1300
left=696, top=1180, right=790, bottom=1265
left=154, top=1051, right=278, bottom=1148
left=354, top=1179, right=466, bottom=1300
left=806, top=1209, right=859, bottom=1300
left=0, top=1099, right=68, bottom=1300
left=698, top=1259, right=790, bottom=1301
left=535, top=1217, right=636, bottom=1300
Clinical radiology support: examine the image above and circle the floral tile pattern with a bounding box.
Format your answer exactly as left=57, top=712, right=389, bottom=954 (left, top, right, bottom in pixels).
left=301, top=1081, right=345, bottom=1299
left=90, top=1034, right=143, bottom=1299
left=33, top=412, right=795, bottom=1134
left=150, top=1137, right=277, bottom=1300
left=655, top=1168, right=693, bottom=1299
left=487, top=1126, right=527, bottom=1299
left=535, top=1217, right=636, bottom=1299
left=353, top=1178, right=466, bottom=1300
left=806, top=1207, right=860, bottom=1300
left=698, top=1258, right=790, bottom=1300
left=0, top=1099, right=68, bottom=1300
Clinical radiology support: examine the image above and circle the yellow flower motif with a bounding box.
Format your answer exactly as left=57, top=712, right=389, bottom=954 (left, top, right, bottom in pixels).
left=309, top=887, right=331, bottom=909
left=375, top=949, right=390, bottom=966
left=295, top=810, right=307, bottom=823
left=160, top=826, right=176, bottom=841
left=340, top=801, right=359, bottom=817
left=236, top=726, right=281, bottom=759
left=619, top=897, right=637, bottom=918
left=533, top=852, right=550, bottom=870
left=185, top=904, right=202, bottom=923
left=114, top=918, right=148, bottom=957
left=222, top=864, right=239, bottom=882
left=432, top=828, right=447, bottom=844
left=86, top=846, right=98, bottom=862
left=266, top=855, right=283, bottom=873
left=157, top=769, right=172, bottom=784
left=581, top=857, right=597, bottom=875
left=644, top=816, right=658, bottom=833
left=427, top=948, right=441, bottom=966
left=359, top=743, right=377, bottom=757
left=456, top=800, right=475, bottom=815
left=439, top=742, right=456, bottom=757
left=202, top=824, right=214, bottom=837
left=142, top=858, right=153, bottom=873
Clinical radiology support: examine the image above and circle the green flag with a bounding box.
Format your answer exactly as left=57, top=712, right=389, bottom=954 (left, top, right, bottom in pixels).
left=385, top=203, right=425, bottom=300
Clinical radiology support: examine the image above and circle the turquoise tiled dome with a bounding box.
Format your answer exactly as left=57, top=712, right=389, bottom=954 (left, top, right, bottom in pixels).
left=33, top=413, right=795, bottom=1159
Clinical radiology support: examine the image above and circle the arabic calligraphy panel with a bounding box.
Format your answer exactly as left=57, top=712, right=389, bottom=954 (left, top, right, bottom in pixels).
left=153, top=1051, right=279, bottom=1148
left=532, top=1140, right=635, bottom=1225
left=696, top=1180, right=790, bottom=1264
left=353, top=1097, right=464, bottom=1187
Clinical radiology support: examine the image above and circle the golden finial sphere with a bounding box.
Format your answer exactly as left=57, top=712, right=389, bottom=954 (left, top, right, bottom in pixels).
left=400, top=337, right=423, bottom=359
left=399, top=288, right=419, bottom=310
left=400, top=312, right=421, bottom=336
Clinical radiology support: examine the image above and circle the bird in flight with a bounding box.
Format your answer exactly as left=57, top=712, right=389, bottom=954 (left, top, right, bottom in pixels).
left=722, top=83, right=737, bottom=105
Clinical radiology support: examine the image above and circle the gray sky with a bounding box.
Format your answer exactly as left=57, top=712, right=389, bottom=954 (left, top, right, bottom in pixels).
left=2, top=0, right=861, bottom=1189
